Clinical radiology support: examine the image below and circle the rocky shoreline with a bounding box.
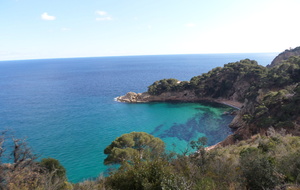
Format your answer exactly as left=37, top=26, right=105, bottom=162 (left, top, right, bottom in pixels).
left=116, top=90, right=243, bottom=109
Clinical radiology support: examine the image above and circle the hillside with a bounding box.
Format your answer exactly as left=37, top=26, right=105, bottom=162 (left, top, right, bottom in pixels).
left=118, top=47, right=300, bottom=144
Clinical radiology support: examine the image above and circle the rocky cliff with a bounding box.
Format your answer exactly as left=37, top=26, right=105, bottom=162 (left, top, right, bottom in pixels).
left=268, top=46, right=300, bottom=67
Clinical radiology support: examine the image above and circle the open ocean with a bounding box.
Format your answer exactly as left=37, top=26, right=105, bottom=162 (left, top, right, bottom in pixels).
left=0, top=53, right=277, bottom=182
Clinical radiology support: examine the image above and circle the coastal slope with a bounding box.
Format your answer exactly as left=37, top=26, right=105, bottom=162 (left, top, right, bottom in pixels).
left=118, top=47, right=300, bottom=145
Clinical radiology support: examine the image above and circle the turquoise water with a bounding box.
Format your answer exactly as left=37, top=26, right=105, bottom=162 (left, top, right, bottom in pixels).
left=0, top=53, right=277, bottom=182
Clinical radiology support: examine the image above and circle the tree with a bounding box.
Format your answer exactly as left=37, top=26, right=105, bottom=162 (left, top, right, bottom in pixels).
left=40, top=158, right=66, bottom=179
left=104, top=132, right=165, bottom=165
left=12, top=138, right=37, bottom=169
left=147, top=78, right=180, bottom=95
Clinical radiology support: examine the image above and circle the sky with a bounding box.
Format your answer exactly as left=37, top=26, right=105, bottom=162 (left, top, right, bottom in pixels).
left=1, top=0, right=300, bottom=60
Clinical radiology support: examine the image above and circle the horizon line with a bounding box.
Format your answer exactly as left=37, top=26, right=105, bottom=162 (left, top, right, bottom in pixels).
left=0, top=51, right=279, bottom=62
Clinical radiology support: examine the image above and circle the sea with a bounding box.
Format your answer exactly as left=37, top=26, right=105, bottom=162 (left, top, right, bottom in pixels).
left=0, top=53, right=277, bottom=182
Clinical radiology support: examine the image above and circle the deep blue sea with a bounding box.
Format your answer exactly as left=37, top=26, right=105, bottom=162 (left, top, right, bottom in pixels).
left=0, top=53, right=277, bottom=182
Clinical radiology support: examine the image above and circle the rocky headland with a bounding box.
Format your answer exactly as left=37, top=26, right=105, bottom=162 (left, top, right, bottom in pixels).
left=117, top=90, right=197, bottom=103
left=116, top=91, right=243, bottom=109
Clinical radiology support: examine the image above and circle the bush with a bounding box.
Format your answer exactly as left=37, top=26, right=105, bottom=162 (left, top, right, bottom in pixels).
left=240, top=148, right=282, bottom=189
left=40, top=158, right=66, bottom=179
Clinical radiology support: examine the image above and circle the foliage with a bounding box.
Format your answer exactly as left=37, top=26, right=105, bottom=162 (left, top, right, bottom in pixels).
left=263, top=56, right=300, bottom=88
left=105, top=157, right=188, bottom=190
left=147, top=59, right=267, bottom=102
left=248, top=84, right=300, bottom=129
left=240, top=147, right=282, bottom=189
left=191, top=59, right=266, bottom=100
left=98, top=133, right=300, bottom=189
left=103, top=132, right=165, bottom=165
left=102, top=132, right=300, bottom=189
left=0, top=132, right=69, bottom=190
left=148, top=78, right=183, bottom=95
left=40, top=158, right=66, bottom=179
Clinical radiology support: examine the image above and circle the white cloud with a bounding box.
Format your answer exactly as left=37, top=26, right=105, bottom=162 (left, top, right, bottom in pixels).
left=41, top=12, right=56, bottom=21
left=185, top=23, right=196, bottom=28
left=96, top=11, right=107, bottom=16
left=95, top=10, right=113, bottom=21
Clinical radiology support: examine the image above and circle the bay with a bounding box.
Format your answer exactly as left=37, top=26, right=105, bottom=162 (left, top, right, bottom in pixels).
left=0, top=53, right=277, bottom=182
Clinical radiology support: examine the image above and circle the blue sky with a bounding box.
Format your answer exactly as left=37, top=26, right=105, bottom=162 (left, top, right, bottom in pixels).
left=1, top=0, right=300, bottom=60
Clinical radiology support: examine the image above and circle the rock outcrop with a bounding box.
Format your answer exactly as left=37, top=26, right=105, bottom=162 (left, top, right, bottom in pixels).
left=117, top=90, right=243, bottom=110
left=268, top=46, right=300, bottom=67
left=117, top=90, right=200, bottom=103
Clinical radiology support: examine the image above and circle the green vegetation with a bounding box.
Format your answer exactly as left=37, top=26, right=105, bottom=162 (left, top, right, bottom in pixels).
left=40, top=158, right=67, bottom=179
left=148, top=78, right=185, bottom=95
left=250, top=85, right=300, bottom=129
left=103, top=132, right=165, bottom=165
left=102, top=131, right=300, bottom=190
left=190, top=59, right=266, bottom=101
left=65, top=131, right=300, bottom=189
left=264, top=56, right=300, bottom=88
left=148, top=59, right=267, bottom=102
left=245, top=56, right=300, bottom=130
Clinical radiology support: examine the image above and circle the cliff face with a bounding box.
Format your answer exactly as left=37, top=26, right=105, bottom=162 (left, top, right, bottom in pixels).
left=268, top=46, right=300, bottom=67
